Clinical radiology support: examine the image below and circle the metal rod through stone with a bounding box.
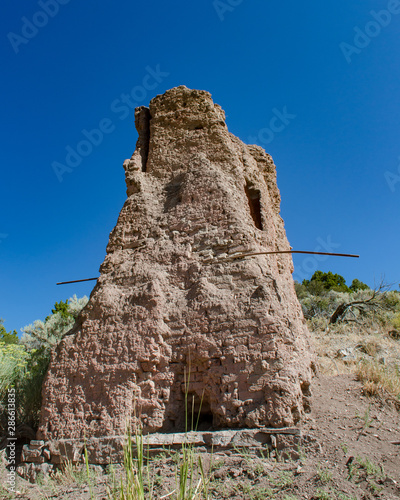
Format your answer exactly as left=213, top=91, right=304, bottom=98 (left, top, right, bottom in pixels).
left=56, top=250, right=359, bottom=285
left=56, top=277, right=99, bottom=285
left=229, top=250, right=360, bottom=259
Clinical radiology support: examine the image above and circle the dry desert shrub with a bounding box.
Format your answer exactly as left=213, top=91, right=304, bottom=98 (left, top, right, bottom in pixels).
left=356, top=360, right=400, bottom=404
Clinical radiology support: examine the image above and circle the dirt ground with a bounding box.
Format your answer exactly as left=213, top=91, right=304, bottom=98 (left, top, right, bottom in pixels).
left=1, top=371, right=399, bottom=500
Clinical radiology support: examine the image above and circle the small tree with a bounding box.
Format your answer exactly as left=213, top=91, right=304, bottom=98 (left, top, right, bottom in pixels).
left=302, top=270, right=350, bottom=293
left=45, top=299, right=71, bottom=321
left=350, top=279, right=370, bottom=292
left=0, top=319, right=18, bottom=344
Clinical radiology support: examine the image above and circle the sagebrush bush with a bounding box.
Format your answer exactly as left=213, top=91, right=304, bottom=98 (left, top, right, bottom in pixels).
left=0, top=342, right=30, bottom=433
left=296, top=280, right=400, bottom=328
left=0, top=295, right=88, bottom=435
left=21, top=295, right=88, bottom=349
left=298, top=290, right=351, bottom=320
left=393, top=313, right=400, bottom=330
left=0, top=342, right=29, bottom=397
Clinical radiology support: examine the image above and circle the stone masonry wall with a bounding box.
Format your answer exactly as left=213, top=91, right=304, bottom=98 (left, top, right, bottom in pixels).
left=37, top=86, right=313, bottom=441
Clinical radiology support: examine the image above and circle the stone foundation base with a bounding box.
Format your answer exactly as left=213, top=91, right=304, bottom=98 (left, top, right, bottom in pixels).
left=17, top=428, right=320, bottom=482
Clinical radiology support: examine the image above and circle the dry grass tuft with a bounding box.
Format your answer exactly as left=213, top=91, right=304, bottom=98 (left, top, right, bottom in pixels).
left=356, top=360, right=400, bottom=404
left=310, top=318, right=400, bottom=409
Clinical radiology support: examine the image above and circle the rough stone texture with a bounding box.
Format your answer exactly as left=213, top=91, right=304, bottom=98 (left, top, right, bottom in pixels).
left=17, top=462, right=54, bottom=483
left=17, top=429, right=320, bottom=482
left=28, top=428, right=317, bottom=466
left=38, top=86, right=313, bottom=443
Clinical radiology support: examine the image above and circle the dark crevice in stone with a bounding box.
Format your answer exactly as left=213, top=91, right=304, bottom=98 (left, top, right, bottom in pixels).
left=164, top=173, right=185, bottom=212
left=187, top=395, right=214, bottom=431
left=188, top=121, right=205, bottom=131
left=135, top=106, right=151, bottom=172
left=245, top=182, right=263, bottom=230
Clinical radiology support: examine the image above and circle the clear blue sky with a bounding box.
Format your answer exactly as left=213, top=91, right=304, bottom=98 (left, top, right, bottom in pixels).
left=1, top=0, right=399, bottom=334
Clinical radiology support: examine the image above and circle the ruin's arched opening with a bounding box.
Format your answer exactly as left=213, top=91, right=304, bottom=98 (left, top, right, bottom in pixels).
left=161, top=390, right=215, bottom=433
left=186, top=393, right=214, bottom=431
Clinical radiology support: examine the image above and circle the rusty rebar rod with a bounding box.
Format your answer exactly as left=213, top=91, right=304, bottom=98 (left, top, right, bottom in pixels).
left=56, top=250, right=359, bottom=285
left=230, top=250, right=360, bottom=259
left=56, top=277, right=98, bottom=285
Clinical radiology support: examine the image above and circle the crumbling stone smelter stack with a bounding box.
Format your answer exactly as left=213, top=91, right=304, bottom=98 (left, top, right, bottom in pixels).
left=38, top=86, right=314, bottom=442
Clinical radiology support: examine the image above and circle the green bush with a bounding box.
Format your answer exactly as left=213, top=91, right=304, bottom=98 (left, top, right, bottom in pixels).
left=0, top=295, right=88, bottom=435
left=0, top=341, right=30, bottom=433
left=350, top=279, right=370, bottom=292
left=298, top=290, right=351, bottom=320
left=0, top=319, right=18, bottom=344
left=295, top=273, right=400, bottom=327
left=392, top=312, right=400, bottom=330
left=21, top=295, right=88, bottom=349
left=0, top=342, right=30, bottom=396
left=302, top=271, right=350, bottom=293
